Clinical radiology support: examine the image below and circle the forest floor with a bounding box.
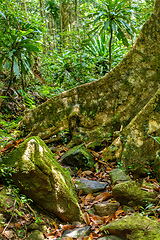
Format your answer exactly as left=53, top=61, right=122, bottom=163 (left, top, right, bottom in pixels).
left=0, top=87, right=160, bottom=240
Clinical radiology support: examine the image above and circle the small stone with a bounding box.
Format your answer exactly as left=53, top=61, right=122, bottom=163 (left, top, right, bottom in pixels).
left=97, top=236, right=124, bottom=240
left=75, top=178, right=107, bottom=194
left=62, top=226, right=90, bottom=238
left=109, top=169, right=131, bottom=185
left=29, top=230, right=45, bottom=240
left=94, top=202, right=120, bottom=216
left=61, top=143, right=94, bottom=170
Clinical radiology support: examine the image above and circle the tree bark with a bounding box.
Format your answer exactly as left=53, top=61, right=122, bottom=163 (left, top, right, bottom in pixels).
left=19, top=0, right=160, bottom=148
left=39, top=0, right=47, bottom=53
left=59, top=0, right=70, bottom=47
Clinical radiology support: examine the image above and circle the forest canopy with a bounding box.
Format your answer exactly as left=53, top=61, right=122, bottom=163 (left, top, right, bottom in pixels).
left=0, top=0, right=155, bottom=99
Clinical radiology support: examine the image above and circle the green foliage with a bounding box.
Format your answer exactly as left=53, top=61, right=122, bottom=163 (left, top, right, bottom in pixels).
left=149, top=135, right=160, bottom=145
left=0, top=0, right=154, bottom=94
left=89, top=0, right=134, bottom=42
left=0, top=8, right=41, bottom=92
left=87, top=0, right=135, bottom=70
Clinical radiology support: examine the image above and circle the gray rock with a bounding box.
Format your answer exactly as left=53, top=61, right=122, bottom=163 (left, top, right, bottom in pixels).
left=94, top=202, right=120, bottom=216
left=61, top=143, right=94, bottom=170
left=97, top=236, right=124, bottom=240
left=100, top=213, right=160, bottom=239
left=75, top=178, right=107, bottom=194
left=62, top=226, right=90, bottom=238
left=112, top=180, right=156, bottom=207
left=109, top=169, right=131, bottom=185
left=1, top=136, right=83, bottom=223
left=29, top=230, right=45, bottom=240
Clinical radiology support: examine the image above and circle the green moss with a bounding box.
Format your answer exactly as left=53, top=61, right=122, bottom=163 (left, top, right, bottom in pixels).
left=101, top=213, right=160, bottom=239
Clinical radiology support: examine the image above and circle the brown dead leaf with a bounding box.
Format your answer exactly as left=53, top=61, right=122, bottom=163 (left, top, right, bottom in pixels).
left=103, top=213, right=115, bottom=224
left=115, top=209, right=125, bottom=218
left=14, top=223, right=21, bottom=228
left=94, top=192, right=111, bottom=202
left=153, top=182, right=160, bottom=191
left=52, top=221, right=58, bottom=230
left=83, top=237, right=91, bottom=240
left=60, top=237, right=73, bottom=240
left=83, top=212, right=91, bottom=225
left=78, top=190, right=83, bottom=196
left=85, top=193, right=95, bottom=201
left=82, top=170, right=93, bottom=176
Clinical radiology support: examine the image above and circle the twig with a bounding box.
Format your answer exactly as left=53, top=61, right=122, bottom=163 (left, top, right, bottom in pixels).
left=26, top=202, right=36, bottom=218
left=2, top=199, right=16, bottom=235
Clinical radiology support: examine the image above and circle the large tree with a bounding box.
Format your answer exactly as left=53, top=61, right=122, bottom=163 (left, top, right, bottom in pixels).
left=19, top=0, right=160, bottom=156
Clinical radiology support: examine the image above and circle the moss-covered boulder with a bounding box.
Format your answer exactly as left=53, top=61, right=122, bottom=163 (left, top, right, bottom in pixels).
left=0, top=136, right=83, bottom=222
left=61, top=143, right=94, bottom=170
left=100, top=213, right=160, bottom=239
left=112, top=181, right=156, bottom=207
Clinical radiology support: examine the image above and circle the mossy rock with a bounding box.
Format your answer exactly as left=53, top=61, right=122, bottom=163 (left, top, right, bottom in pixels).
left=109, top=169, right=131, bottom=185
left=112, top=181, right=156, bottom=207
left=61, top=143, right=94, bottom=170
left=1, top=136, right=83, bottom=222
left=101, top=213, right=160, bottom=239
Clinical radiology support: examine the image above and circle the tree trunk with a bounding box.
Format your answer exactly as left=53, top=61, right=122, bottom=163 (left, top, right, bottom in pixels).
left=39, top=0, right=47, bottom=53
left=22, top=0, right=27, bottom=13
left=19, top=0, right=160, bottom=149
left=59, top=0, right=70, bottom=47
left=109, top=22, right=113, bottom=71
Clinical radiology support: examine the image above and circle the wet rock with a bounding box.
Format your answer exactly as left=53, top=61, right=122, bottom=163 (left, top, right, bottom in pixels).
left=100, top=213, right=160, bottom=239
left=61, top=226, right=90, bottom=238
left=29, top=230, right=45, bottom=240
left=75, top=178, right=107, bottom=194
left=109, top=169, right=131, bottom=185
left=94, top=202, right=120, bottom=216
left=112, top=181, right=156, bottom=207
left=1, top=136, right=83, bottom=222
left=61, top=143, right=94, bottom=170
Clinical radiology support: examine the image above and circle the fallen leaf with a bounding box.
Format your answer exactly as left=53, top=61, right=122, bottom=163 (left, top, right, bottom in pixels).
left=82, top=170, right=93, bottom=176
left=85, top=193, right=94, bottom=201
left=15, top=223, right=21, bottom=228
left=115, top=209, right=125, bottom=218
left=83, top=236, right=91, bottom=240
left=94, top=192, right=111, bottom=202
left=52, top=221, right=58, bottom=230
left=83, top=212, right=90, bottom=225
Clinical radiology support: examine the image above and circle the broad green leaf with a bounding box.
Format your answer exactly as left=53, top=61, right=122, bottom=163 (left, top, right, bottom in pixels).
left=0, top=11, right=6, bottom=20
left=13, top=57, right=20, bottom=78
left=149, top=135, right=160, bottom=144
